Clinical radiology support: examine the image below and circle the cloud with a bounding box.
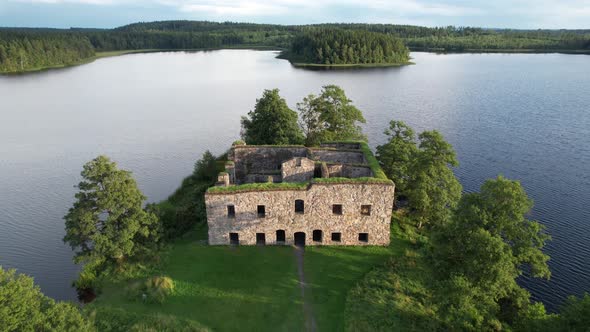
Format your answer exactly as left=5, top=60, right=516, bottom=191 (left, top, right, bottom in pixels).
left=11, top=0, right=122, bottom=4
left=5, top=0, right=590, bottom=28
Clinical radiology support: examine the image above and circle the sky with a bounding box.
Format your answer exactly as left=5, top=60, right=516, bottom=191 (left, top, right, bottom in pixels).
left=0, top=0, right=589, bottom=29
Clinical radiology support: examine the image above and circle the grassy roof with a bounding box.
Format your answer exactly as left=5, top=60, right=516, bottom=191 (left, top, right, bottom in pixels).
left=207, top=182, right=309, bottom=194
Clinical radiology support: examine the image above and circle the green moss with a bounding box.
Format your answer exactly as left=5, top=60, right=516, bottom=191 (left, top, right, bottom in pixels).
left=207, top=182, right=309, bottom=194
left=233, top=144, right=306, bottom=149
left=313, top=177, right=393, bottom=185
left=231, top=140, right=246, bottom=146
left=359, top=142, right=388, bottom=180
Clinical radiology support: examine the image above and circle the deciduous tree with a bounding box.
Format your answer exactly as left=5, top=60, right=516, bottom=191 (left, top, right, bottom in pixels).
left=298, top=85, right=366, bottom=146
left=63, top=156, right=160, bottom=284
left=376, top=120, right=418, bottom=195
left=0, top=267, right=93, bottom=331
left=406, top=130, right=462, bottom=228
left=241, top=89, right=304, bottom=145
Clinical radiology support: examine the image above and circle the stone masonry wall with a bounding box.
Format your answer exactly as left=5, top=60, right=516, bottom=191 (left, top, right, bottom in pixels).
left=205, top=183, right=394, bottom=246
left=232, top=146, right=308, bottom=184
left=310, top=149, right=367, bottom=164
left=281, top=157, right=315, bottom=183
left=342, top=165, right=373, bottom=178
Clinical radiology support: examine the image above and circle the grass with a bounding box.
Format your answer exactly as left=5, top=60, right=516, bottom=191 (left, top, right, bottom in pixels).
left=313, top=177, right=393, bottom=185
left=91, top=236, right=303, bottom=331
left=207, top=181, right=309, bottom=194
left=90, top=222, right=401, bottom=331
left=343, top=213, right=439, bottom=331
left=304, top=246, right=392, bottom=331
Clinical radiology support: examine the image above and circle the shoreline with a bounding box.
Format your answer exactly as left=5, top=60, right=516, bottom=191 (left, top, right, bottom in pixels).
left=0, top=45, right=286, bottom=75
left=2, top=46, right=588, bottom=75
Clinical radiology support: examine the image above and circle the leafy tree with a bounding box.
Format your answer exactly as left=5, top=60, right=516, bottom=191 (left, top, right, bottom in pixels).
left=193, top=150, right=219, bottom=181
left=431, top=176, right=551, bottom=330
left=0, top=267, right=93, bottom=331
left=406, top=130, right=462, bottom=228
left=240, top=89, right=304, bottom=145
left=63, top=156, right=160, bottom=284
left=298, top=85, right=366, bottom=146
left=556, top=293, right=590, bottom=331
left=375, top=120, right=418, bottom=195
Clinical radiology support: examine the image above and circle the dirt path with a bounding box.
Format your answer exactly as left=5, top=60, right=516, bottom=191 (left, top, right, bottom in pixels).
left=294, top=246, right=317, bottom=332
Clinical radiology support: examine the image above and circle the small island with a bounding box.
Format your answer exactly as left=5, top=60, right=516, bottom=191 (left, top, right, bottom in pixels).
left=279, top=27, right=411, bottom=68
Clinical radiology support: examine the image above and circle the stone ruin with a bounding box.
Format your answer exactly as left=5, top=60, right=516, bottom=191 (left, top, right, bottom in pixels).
left=205, top=141, right=395, bottom=246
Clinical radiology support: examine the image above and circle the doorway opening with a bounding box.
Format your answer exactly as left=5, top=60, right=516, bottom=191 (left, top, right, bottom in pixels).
left=294, top=232, right=306, bottom=246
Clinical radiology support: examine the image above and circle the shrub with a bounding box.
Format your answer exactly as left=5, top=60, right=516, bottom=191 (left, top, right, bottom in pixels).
left=145, top=276, right=174, bottom=303
left=126, top=276, right=174, bottom=304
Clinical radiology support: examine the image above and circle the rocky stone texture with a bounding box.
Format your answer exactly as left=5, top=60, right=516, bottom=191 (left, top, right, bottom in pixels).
left=206, top=182, right=394, bottom=246
left=310, top=149, right=366, bottom=164
left=232, top=146, right=308, bottom=184
left=281, top=157, right=315, bottom=182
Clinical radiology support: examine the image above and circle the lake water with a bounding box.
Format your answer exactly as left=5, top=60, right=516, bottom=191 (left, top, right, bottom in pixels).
left=0, top=50, right=589, bottom=311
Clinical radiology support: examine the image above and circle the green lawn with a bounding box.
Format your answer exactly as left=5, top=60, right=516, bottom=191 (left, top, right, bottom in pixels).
left=91, top=225, right=397, bottom=331
left=343, top=215, right=439, bottom=331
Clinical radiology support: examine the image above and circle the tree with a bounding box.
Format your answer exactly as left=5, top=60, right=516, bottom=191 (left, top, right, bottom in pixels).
left=193, top=150, right=219, bottom=182
left=376, top=120, right=418, bottom=195
left=298, top=85, right=366, bottom=146
left=406, top=130, right=462, bottom=228
left=240, top=89, right=304, bottom=145
left=63, top=156, right=160, bottom=285
left=0, top=267, right=93, bottom=331
left=431, top=176, right=551, bottom=330
left=556, top=293, right=590, bottom=331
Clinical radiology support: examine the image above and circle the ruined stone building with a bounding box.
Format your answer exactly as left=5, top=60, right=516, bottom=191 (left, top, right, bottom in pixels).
left=205, top=141, right=395, bottom=246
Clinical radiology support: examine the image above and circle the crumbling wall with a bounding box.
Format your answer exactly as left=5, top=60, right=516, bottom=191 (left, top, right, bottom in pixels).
left=281, top=157, right=315, bottom=183
left=310, top=149, right=367, bottom=164
left=319, top=142, right=361, bottom=150
left=342, top=165, right=373, bottom=178
left=232, top=146, right=307, bottom=183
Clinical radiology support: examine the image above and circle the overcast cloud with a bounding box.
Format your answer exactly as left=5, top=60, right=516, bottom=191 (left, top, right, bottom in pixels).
left=1, top=0, right=588, bottom=29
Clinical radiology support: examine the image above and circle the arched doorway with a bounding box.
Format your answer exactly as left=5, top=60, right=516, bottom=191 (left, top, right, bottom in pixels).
left=294, top=232, right=306, bottom=246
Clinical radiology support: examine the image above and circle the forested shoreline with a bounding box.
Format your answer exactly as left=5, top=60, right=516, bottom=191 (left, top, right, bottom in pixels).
left=0, top=29, right=95, bottom=73
left=286, top=28, right=410, bottom=65
left=1, top=21, right=589, bottom=72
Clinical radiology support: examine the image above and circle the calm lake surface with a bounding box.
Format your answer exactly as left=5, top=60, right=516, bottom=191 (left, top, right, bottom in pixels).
left=0, top=50, right=589, bottom=311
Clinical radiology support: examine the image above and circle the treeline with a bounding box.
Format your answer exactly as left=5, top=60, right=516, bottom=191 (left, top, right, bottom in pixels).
left=316, top=24, right=590, bottom=51
left=288, top=28, right=410, bottom=65
left=2, top=21, right=590, bottom=72
left=0, top=29, right=95, bottom=73
left=85, top=21, right=294, bottom=51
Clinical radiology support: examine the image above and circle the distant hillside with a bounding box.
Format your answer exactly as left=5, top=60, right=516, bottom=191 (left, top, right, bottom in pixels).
left=1, top=20, right=589, bottom=73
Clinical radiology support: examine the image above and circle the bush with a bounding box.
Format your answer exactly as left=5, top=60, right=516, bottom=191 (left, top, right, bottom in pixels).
left=145, top=276, right=174, bottom=303
left=126, top=276, right=174, bottom=304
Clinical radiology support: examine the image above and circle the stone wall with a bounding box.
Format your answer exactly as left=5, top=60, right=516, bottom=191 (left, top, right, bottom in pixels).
left=342, top=165, right=373, bottom=178
left=205, top=182, right=394, bottom=246
left=327, top=164, right=343, bottom=177
left=281, top=157, right=315, bottom=183
left=319, top=142, right=361, bottom=150
left=232, top=146, right=308, bottom=184
left=310, top=149, right=367, bottom=164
